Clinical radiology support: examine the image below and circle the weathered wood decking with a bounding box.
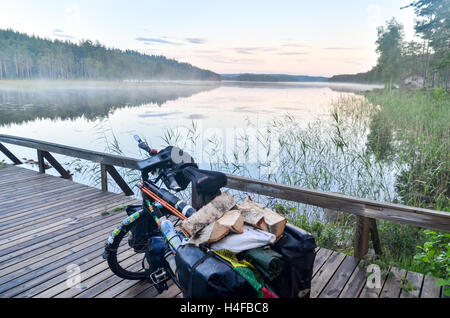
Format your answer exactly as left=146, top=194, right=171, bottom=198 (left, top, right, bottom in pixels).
left=0, top=165, right=444, bottom=298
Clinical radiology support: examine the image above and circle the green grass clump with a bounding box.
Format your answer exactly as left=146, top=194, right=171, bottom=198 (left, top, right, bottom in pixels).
left=101, top=205, right=128, bottom=216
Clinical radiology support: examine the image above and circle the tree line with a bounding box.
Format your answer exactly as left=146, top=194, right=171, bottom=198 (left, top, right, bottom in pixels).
left=0, top=29, right=220, bottom=81
left=330, top=0, right=449, bottom=90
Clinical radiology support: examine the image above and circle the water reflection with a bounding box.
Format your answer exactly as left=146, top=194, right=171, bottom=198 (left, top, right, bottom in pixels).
left=0, top=81, right=219, bottom=126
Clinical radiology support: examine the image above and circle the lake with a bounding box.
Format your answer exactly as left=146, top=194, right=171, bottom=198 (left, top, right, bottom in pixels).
left=0, top=80, right=391, bottom=206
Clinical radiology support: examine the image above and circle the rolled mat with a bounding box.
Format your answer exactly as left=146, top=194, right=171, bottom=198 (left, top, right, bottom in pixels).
left=241, top=247, right=285, bottom=280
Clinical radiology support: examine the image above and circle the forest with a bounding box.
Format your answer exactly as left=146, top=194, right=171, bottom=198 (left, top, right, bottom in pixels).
left=330, top=0, right=449, bottom=90
left=0, top=29, right=220, bottom=81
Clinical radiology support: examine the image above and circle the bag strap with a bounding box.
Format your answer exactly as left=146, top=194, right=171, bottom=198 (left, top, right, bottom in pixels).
left=187, top=251, right=214, bottom=295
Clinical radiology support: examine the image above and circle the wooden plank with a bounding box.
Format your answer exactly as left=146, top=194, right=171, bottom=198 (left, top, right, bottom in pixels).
left=0, top=181, right=87, bottom=209
left=400, top=271, right=424, bottom=298
left=155, top=283, right=182, bottom=298
left=0, top=195, right=132, bottom=239
left=0, top=177, right=94, bottom=205
left=379, top=267, right=406, bottom=298
left=310, top=251, right=346, bottom=298
left=64, top=257, right=142, bottom=298
left=0, top=219, right=121, bottom=278
left=312, top=248, right=333, bottom=276
left=0, top=200, right=131, bottom=258
left=5, top=238, right=131, bottom=298
left=115, top=280, right=153, bottom=298
left=0, top=192, right=119, bottom=251
left=31, top=245, right=134, bottom=298
left=0, top=188, right=120, bottom=224
left=0, top=186, right=125, bottom=222
left=0, top=239, right=106, bottom=294
left=339, top=265, right=367, bottom=298
left=0, top=177, right=75, bottom=198
left=319, top=255, right=359, bottom=298
left=420, top=275, right=442, bottom=298
left=0, top=142, right=22, bottom=164
left=95, top=277, right=143, bottom=298
left=0, top=212, right=125, bottom=268
left=135, top=281, right=175, bottom=299
left=0, top=194, right=130, bottom=238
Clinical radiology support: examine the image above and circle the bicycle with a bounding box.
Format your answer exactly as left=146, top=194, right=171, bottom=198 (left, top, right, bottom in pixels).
left=102, top=135, right=227, bottom=294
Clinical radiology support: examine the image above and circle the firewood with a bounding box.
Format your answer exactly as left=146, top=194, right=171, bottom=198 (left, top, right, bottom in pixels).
left=188, top=222, right=230, bottom=246
left=237, top=200, right=286, bottom=238
left=239, top=209, right=268, bottom=232
left=217, top=210, right=244, bottom=233
left=181, top=191, right=236, bottom=236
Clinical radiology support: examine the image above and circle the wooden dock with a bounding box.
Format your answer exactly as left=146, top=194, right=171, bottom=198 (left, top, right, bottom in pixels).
left=0, top=165, right=444, bottom=298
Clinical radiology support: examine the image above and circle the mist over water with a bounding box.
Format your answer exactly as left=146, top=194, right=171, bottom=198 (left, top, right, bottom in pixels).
left=0, top=80, right=383, bottom=193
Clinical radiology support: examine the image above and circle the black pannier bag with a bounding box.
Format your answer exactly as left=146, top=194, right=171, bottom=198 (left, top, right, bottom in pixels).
left=126, top=205, right=157, bottom=253
left=270, top=224, right=316, bottom=298
left=175, top=244, right=258, bottom=298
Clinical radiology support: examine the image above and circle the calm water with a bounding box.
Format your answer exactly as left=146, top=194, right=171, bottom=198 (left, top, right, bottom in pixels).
left=0, top=80, right=384, bottom=192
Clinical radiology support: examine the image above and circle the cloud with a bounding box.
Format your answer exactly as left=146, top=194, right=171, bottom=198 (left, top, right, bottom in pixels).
left=195, top=50, right=218, bottom=54
left=207, top=55, right=262, bottom=64
left=135, top=37, right=181, bottom=45
left=234, top=47, right=278, bottom=54
left=52, top=29, right=76, bottom=39
left=282, top=43, right=308, bottom=48
left=54, top=33, right=76, bottom=39
left=323, top=47, right=361, bottom=50
left=185, top=38, right=207, bottom=44
left=276, top=51, right=308, bottom=55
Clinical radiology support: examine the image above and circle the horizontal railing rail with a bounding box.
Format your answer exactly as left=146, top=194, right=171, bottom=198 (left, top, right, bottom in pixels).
left=1, top=134, right=449, bottom=258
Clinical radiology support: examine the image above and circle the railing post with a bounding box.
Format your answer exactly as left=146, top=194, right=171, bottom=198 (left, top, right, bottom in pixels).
left=354, top=216, right=382, bottom=259
left=100, top=163, right=133, bottom=196
left=100, top=163, right=108, bottom=192
left=354, top=216, right=370, bottom=259
left=369, top=218, right=382, bottom=256
left=37, top=150, right=45, bottom=174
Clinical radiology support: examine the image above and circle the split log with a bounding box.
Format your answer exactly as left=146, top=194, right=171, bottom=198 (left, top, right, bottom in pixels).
left=217, top=210, right=244, bottom=233
left=239, top=209, right=268, bottom=232
left=181, top=191, right=236, bottom=236
left=188, top=222, right=230, bottom=246
left=237, top=200, right=286, bottom=238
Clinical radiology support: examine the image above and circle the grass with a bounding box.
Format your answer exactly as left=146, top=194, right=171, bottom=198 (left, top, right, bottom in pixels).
left=365, top=88, right=449, bottom=210
left=100, top=205, right=128, bottom=216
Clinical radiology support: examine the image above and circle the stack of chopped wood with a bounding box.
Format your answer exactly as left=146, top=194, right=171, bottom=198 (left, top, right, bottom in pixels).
left=181, top=191, right=286, bottom=246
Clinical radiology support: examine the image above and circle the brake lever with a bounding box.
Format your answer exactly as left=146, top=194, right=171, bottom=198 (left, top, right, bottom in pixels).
left=134, top=134, right=157, bottom=155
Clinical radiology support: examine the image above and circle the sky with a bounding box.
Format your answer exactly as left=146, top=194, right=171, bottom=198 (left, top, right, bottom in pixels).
left=0, top=0, right=419, bottom=77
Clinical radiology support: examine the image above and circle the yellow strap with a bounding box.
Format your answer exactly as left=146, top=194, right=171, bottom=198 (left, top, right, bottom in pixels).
left=212, top=249, right=256, bottom=271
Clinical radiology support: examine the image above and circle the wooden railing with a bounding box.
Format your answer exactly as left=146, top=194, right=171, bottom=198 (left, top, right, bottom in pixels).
left=1, top=134, right=449, bottom=259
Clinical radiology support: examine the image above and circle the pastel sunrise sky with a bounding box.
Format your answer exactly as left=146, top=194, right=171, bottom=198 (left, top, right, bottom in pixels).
left=0, top=0, right=418, bottom=77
